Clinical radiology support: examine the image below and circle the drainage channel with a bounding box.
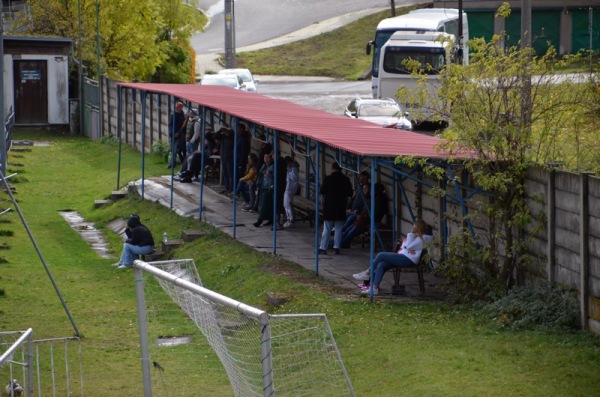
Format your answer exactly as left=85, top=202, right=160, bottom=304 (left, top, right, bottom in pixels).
left=59, top=211, right=115, bottom=259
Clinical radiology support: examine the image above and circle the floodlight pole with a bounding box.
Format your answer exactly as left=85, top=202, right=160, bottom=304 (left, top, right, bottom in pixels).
left=521, top=0, right=532, bottom=49
left=0, top=8, right=5, bottom=176
left=78, top=0, right=83, bottom=135
left=224, top=0, right=236, bottom=68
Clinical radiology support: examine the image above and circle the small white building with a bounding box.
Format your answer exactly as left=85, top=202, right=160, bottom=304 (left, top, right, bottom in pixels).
left=3, top=36, right=72, bottom=127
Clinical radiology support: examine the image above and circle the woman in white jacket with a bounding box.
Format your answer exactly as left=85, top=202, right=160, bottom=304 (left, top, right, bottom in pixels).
left=283, top=156, right=300, bottom=228
left=353, top=219, right=432, bottom=295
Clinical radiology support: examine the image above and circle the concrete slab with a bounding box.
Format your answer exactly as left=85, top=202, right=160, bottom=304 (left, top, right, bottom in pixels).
left=129, top=176, right=446, bottom=300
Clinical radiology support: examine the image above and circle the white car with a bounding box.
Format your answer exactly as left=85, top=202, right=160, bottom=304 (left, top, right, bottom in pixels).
left=218, top=68, right=259, bottom=93
left=200, top=74, right=247, bottom=90
left=344, top=97, right=412, bottom=130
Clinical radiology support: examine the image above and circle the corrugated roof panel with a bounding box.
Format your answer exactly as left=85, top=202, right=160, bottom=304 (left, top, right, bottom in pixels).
left=118, top=82, right=454, bottom=159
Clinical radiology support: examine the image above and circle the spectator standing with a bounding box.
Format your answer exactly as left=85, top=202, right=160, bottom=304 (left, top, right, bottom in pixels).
left=236, top=124, right=250, bottom=184
left=185, top=108, right=201, bottom=156
left=113, top=214, right=155, bottom=269
left=318, top=163, right=353, bottom=255
left=274, top=155, right=288, bottom=230
left=215, top=127, right=235, bottom=193
left=167, top=101, right=186, bottom=168
left=251, top=140, right=273, bottom=211
left=253, top=153, right=275, bottom=227
left=283, top=156, right=300, bottom=228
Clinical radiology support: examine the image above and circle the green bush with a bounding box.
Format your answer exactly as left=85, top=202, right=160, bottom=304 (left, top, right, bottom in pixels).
left=434, top=228, right=504, bottom=303
left=152, top=141, right=170, bottom=163
left=479, top=283, right=579, bottom=331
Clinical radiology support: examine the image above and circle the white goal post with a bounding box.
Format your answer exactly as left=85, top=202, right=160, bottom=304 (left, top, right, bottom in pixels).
left=133, top=259, right=355, bottom=397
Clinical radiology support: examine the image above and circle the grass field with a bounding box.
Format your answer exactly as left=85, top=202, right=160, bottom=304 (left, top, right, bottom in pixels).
left=1, top=131, right=599, bottom=395
left=234, top=8, right=407, bottom=80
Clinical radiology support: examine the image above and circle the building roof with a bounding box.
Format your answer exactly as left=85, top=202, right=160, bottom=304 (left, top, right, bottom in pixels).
left=118, top=82, right=454, bottom=160
left=4, top=35, right=73, bottom=44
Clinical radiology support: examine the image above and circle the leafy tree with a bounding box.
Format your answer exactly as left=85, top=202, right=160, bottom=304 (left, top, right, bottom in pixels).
left=12, top=0, right=206, bottom=83
left=397, top=7, right=598, bottom=300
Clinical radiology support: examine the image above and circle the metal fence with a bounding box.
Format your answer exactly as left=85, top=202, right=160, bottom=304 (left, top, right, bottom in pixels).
left=0, top=330, right=85, bottom=396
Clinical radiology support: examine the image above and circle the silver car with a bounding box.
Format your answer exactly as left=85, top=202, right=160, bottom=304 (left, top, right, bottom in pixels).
left=344, top=97, right=412, bottom=130
left=218, top=68, right=259, bottom=93
left=199, top=74, right=247, bottom=91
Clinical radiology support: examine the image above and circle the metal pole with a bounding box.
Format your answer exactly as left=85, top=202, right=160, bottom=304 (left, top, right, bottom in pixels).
left=458, top=0, right=463, bottom=63
left=96, top=0, right=102, bottom=137
left=96, top=0, right=101, bottom=80
left=259, top=315, right=274, bottom=397
left=367, top=161, right=376, bottom=299
left=272, top=130, right=278, bottom=254
left=0, top=7, right=5, bottom=176
left=224, top=0, right=235, bottom=68
left=116, top=86, right=122, bottom=190
left=521, top=0, right=532, bottom=49
left=78, top=0, right=83, bottom=135
left=141, top=91, right=146, bottom=199
left=590, top=7, right=593, bottom=75
left=314, top=141, right=321, bottom=275
left=133, top=267, right=153, bottom=397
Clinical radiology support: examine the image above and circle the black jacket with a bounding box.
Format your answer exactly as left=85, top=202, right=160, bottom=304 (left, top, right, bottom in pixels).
left=321, top=171, right=353, bottom=221
left=125, top=216, right=155, bottom=247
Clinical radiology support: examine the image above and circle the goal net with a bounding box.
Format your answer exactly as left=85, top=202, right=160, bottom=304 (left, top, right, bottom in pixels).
left=134, top=259, right=355, bottom=397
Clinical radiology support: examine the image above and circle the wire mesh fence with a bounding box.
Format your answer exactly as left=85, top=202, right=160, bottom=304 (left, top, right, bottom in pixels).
left=135, top=259, right=355, bottom=397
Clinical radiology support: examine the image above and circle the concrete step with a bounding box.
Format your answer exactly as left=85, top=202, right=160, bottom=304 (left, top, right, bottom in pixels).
left=182, top=229, right=205, bottom=242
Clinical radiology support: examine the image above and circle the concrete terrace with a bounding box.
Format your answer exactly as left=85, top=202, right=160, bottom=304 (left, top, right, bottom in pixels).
left=131, top=175, right=447, bottom=300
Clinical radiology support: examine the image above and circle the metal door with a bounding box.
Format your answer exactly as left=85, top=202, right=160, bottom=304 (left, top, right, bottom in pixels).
left=14, top=59, right=48, bottom=124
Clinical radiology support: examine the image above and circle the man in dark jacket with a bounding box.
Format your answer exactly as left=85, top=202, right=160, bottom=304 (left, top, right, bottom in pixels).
left=215, top=127, right=235, bottom=192
left=113, top=214, right=155, bottom=269
left=167, top=101, right=186, bottom=168
left=318, top=162, right=353, bottom=255
left=251, top=139, right=273, bottom=211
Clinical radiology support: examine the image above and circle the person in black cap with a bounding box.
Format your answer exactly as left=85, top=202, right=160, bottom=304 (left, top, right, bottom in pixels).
left=113, top=214, right=155, bottom=269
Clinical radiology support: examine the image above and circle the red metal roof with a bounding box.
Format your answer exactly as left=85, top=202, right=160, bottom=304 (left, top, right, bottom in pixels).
left=118, top=82, right=451, bottom=159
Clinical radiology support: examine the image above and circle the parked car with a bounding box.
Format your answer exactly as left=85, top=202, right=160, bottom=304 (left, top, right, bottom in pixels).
left=218, top=68, right=259, bottom=93
left=199, top=74, right=247, bottom=90
left=343, top=97, right=412, bottom=130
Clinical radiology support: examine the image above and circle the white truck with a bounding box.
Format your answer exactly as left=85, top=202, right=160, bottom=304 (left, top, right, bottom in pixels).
left=366, top=8, right=468, bottom=125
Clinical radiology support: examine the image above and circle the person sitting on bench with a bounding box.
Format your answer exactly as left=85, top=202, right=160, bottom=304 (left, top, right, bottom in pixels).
left=352, top=219, right=432, bottom=295
left=332, top=182, right=387, bottom=248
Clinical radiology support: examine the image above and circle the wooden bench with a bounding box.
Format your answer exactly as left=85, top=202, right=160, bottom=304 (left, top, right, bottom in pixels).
left=391, top=248, right=428, bottom=296
left=292, top=196, right=322, bottom=227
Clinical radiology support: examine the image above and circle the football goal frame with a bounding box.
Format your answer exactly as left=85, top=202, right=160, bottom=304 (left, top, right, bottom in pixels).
left=133, top=259, right=355, bottom=397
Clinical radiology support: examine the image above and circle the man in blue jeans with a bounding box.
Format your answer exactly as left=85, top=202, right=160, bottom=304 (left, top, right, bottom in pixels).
left=318, top=162, right=353, bottom=255
left=113, top=214, right=155, bottom=269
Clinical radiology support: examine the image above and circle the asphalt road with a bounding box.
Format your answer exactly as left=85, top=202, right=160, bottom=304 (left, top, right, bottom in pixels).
left=257, top=78, right=371, bottom=115
left=193, top=0, right=391, bottom=53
